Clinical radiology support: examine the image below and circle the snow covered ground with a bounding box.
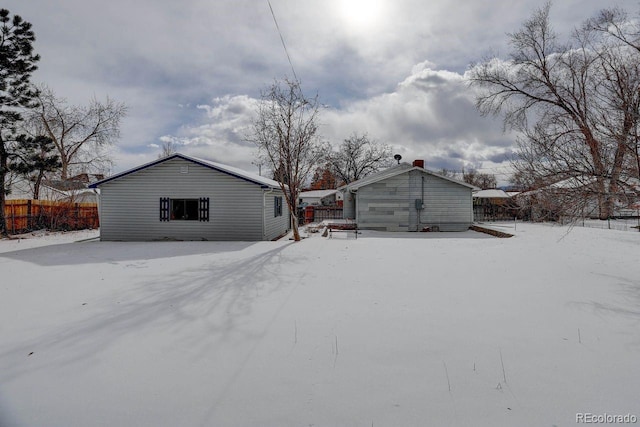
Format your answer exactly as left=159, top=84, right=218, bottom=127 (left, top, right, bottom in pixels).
left=1, top=224, right=639, bottom=426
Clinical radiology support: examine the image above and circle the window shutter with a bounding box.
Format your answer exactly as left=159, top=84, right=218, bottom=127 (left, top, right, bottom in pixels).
left=199, top=197, right=210, bottom=222
left=160, top=197, right=170, bottom=221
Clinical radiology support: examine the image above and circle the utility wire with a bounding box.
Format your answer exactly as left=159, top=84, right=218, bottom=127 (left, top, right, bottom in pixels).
left=267, top=0, right=299, bottom=82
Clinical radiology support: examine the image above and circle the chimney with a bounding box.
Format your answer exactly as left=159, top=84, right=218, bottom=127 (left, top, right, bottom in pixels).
left=412, top=159, right=425, bottom=168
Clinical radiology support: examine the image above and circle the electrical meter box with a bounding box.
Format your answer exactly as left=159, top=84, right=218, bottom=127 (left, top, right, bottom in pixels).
left=415, top=199, right=423, bottom=210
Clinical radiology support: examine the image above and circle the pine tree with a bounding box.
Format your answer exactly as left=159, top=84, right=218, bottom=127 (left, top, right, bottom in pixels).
left=12, top=135, right=61, bottom=199
left=0, top=8, right=40, bottom=235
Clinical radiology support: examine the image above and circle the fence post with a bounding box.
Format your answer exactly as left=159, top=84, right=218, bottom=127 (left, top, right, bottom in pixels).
left=10, top=202, right=15, bottom=234
left=27, top=199, right=32, bottom=230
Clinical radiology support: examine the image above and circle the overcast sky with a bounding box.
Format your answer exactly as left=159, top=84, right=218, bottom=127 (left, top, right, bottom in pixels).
left=10, top=0, right=637, bottom=184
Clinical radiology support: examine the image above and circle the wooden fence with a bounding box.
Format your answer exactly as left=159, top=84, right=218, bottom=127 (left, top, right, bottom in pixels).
left=4, top=199, right=99, bottom=234
left=299, top=206, right=344, bottom=224
left=312, top=206, right=343, bottom=222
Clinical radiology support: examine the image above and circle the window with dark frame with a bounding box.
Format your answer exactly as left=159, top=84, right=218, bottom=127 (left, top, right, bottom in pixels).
left=160, top=197, right=209, bottom=222
left=274, top=196, right=283, bottom=217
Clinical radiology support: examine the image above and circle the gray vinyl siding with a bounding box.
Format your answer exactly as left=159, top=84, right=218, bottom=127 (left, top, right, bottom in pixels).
left=419, top=172, right=473, bottom=231
left=357, top=174, right=410, bottom=231
left=97, top=157, right=286, bottom=241
left=263, top=192, right=290, bottom=240
left=342, top=190, right=356, bottom=219
left=356, top=170, right=473, bottom=232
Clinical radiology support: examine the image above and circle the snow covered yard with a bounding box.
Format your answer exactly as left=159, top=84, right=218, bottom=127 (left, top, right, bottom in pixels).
left=1, top=224, right=639, bottom=426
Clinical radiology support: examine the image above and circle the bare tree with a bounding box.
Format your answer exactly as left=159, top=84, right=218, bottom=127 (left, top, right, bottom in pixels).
left=329, top=133, right=392, bottom=185
left=28, top=85, right=126, bottom=180
left=469, top=3, right=640, bottom=219
left=157, top=139, right=178, bottom=159
left=438, top=168, right=461, bottom=180
left=589, top=7, right=640, bottom=184
left=248, top=78, right=326, bottom=241
left=463, top=168, right=497, bottom=189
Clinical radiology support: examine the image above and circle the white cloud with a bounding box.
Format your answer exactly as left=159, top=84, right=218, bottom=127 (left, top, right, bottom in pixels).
left=150, top=95, right=261, bottom=173
left=321, top=63, right=514, bottom=172
left=150, top=63, right=515, bottom=183
left=15, top=0, right=633, bottom=186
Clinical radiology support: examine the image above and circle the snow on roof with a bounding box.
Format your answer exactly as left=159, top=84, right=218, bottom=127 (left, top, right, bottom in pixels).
left=341, top=163, right=478, bottom=191
left=190, top=156, right=284, bottom=189
left=89, top=153, right=284, bottom=190
left=299, top=189, right=338, bottom=199
left=339, top=163, right=413, bottom=190
left=549, top=176, right=597, bottom=190
left=473, top=189, right=511, bottom=198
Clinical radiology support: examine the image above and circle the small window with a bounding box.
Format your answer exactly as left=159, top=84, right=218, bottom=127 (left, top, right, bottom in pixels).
left=160, top=197, right=209, bottom=221
left=172, top=199, right=199, bottom=220
left=274, top=196, right=283, bottom=217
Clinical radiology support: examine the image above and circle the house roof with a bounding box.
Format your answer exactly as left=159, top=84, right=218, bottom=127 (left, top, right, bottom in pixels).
left=340, top=163, right=478, bottom=191
left=518, top=175, right=640, bottom=198
left=89, top=153, right=284, bottom=190
left=299, top=189, right=338, bottom=199
left=473, top=189, right=511, bottom=199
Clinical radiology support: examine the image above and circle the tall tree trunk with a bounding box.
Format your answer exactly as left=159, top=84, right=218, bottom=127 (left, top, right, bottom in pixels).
left=285, top=189, right=301, bottom=241
left=60, top=161, right=68, bottom=181
left=291, top=215, right=300, bottom=241
left=582, top=130, right=612, bottom=219
left=0, top=142, right=8, bottom=236
left=595, top=177, right=610, bottom=219
left=33, top=170, right=44, bottom=200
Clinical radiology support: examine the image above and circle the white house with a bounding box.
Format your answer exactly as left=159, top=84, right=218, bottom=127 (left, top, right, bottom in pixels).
left=89, top=153, right=290, bottom=241
left=299, top=189, right=338, bottom=206
left=340, top=160, right=477, bottom=232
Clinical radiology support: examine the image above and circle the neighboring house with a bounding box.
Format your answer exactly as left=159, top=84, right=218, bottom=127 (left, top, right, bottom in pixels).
left=514, top=176, right=640, bottom=220
left=89, top=153, right=290, bottom=241
left=299, top=189, right=338, bottom=207
left=472, top=189, right=518, bottom=221
left=5, top=176, right=62, bottom=200
left=6, top=173, right=101, bottom=203
left=58, top=189, right=99, bottom=204
left=339, top=160, right=477, bottom=232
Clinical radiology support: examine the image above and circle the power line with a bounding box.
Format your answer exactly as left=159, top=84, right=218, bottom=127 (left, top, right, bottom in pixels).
left=267, top=0, right=299, bottom=82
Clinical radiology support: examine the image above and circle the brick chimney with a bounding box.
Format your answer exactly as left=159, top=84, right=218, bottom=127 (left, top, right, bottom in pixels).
left=412, top=159, right=425, bottom=168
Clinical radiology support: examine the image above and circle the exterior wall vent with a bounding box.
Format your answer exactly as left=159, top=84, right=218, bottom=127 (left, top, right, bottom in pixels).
left=180, top=165, right=189, bottom=174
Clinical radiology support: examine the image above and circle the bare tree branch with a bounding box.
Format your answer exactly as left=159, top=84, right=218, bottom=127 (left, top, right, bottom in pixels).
left=328, top=133, right=392, bottom=185
left=469, top=3, right=640, bottom=220
left=247, top=78, right=327, bottom=241
left=26, top=85, right=127, bottom=179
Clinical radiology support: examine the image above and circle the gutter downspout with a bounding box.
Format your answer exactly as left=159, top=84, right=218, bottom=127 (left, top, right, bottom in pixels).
left=350, top=188, right=357, bottom=222
left=93, top=188, right=101, bottom=239
left=419, top=175, right=425, bottom=231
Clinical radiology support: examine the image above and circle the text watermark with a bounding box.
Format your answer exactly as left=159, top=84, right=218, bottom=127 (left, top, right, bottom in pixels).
left=576, top=413, right=638, bottom=424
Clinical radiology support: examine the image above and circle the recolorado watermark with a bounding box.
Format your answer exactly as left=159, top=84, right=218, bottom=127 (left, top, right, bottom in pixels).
left=576, top=413, right=638, bottom=424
